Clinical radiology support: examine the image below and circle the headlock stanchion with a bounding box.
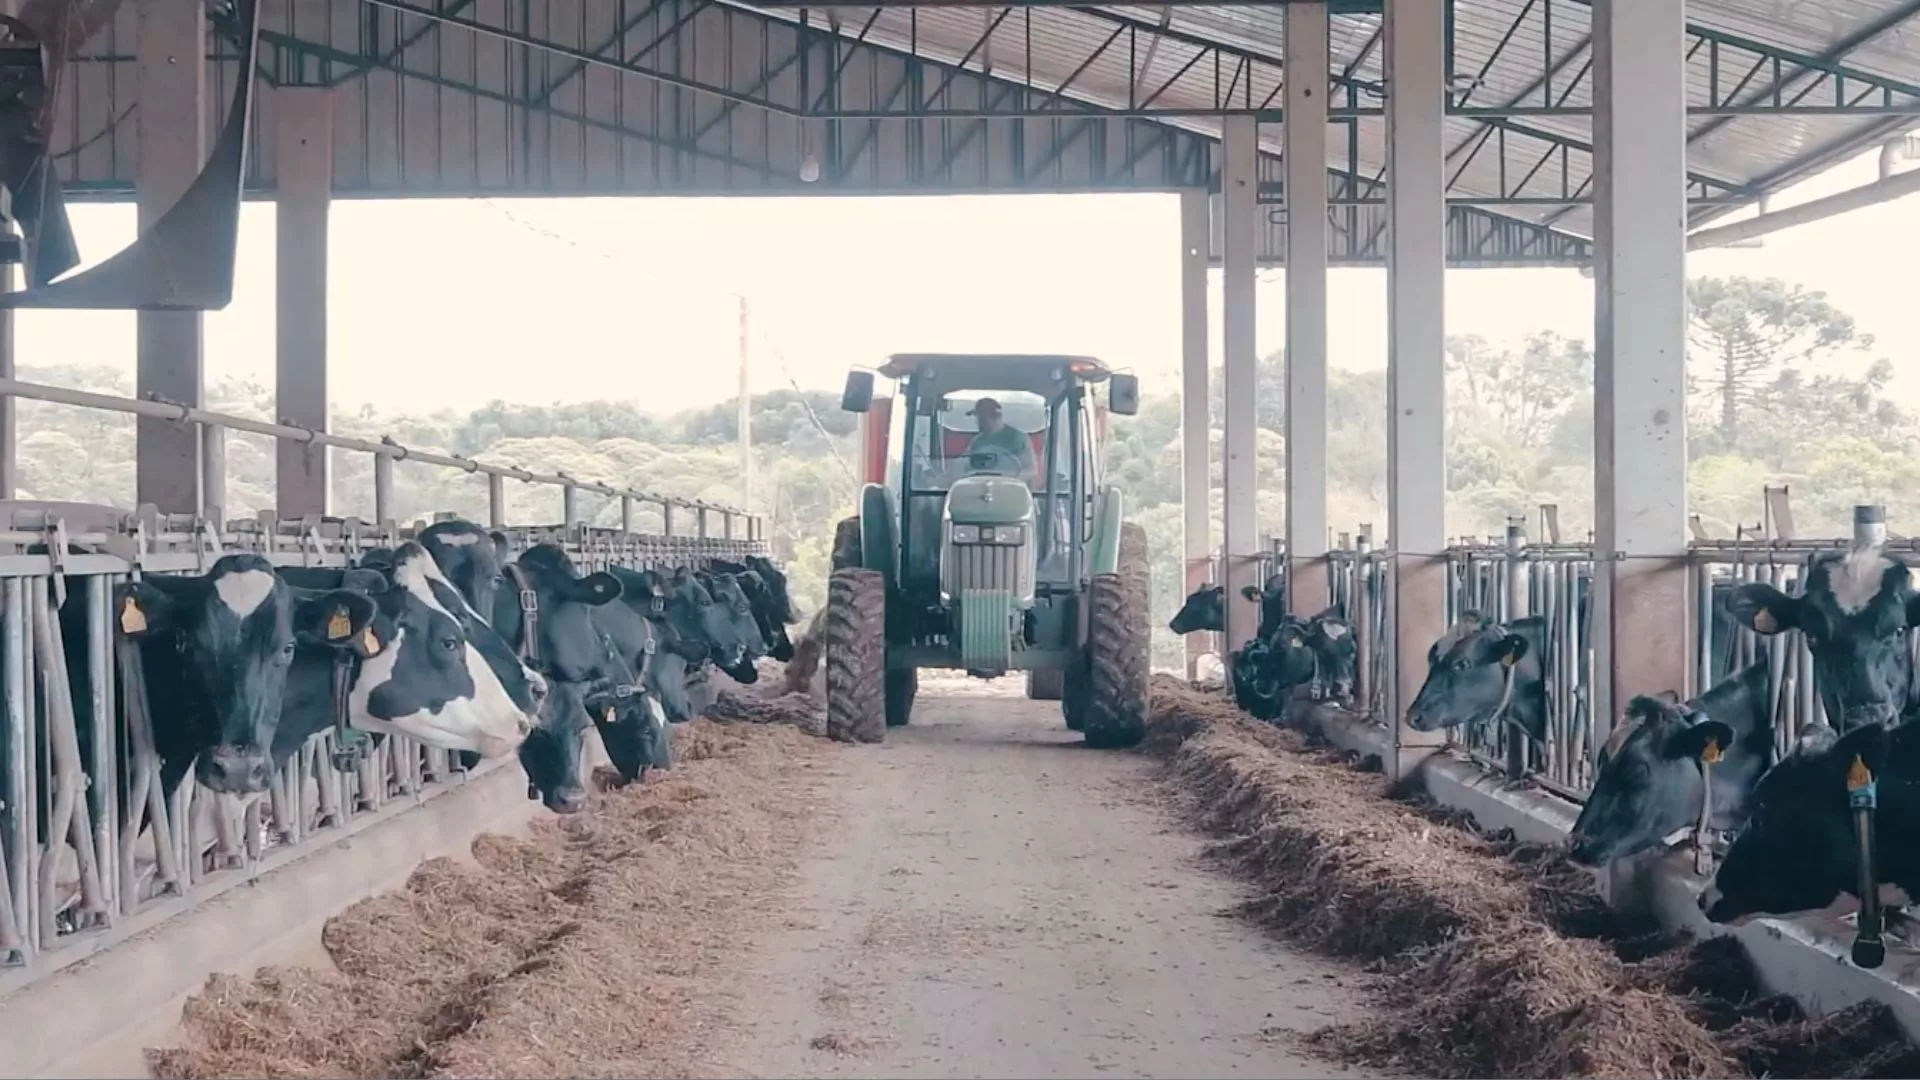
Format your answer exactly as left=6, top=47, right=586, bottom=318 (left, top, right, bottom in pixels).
left=1849, top=752, right=1886, bottom=970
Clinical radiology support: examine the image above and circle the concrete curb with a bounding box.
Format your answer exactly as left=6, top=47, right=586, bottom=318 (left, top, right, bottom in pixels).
left=0, top=762, right=545, bottom=1079
left=1292, top=701, right=1391, bottom=766
left=1413, top=746, right=1920, bottom=1038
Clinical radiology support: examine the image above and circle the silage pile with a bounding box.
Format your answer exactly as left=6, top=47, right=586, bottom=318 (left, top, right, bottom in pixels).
left=147, top=720, right=831, bottom=1080
left=1146, top=675, right=1920, bottom=1080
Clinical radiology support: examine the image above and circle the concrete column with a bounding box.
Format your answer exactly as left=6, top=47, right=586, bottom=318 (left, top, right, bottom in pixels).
left=1284, top=1, right=1331, bottom=619
left=0, top=263, right=15, bottom=500
left=1219, top=115, right=1261, bottom=656
left=1384, top=0, right=1448, bottom=782
left=275, top=87, right=334, bottom=519
left=1179, top=188, right=1213, bottom=676
left=135, top=0, right=206, bottom=514
left=1591, top=0, right=1690, bottom=734
left=274, top=88, right=334, bottom=518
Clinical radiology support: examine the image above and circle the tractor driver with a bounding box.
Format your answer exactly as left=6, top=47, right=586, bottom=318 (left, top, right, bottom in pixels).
left=966, top=398, right=1037, bottom=484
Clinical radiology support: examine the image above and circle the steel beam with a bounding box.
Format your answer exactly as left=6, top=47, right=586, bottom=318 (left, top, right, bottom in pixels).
left=1219, top=115, right=1260, bottom=658
left=1179, top=187, right=1212, bottom=678
left=1285, top=1, right=1330, bottom=619
left=134, top=0, right=207, bottom=514
left=1384, top=0, right=1448, bottom=782
left=1590, top=0, right=1690, bottom=741
left=275, top=87, right=334, bottom=519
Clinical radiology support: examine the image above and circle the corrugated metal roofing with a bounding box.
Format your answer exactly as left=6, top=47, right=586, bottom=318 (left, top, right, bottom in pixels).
left=780, top=1, right=1920, bottom=242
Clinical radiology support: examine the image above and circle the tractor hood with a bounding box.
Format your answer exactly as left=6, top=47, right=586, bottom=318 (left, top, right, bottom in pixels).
left=944, top=476, right=1033, bottom=525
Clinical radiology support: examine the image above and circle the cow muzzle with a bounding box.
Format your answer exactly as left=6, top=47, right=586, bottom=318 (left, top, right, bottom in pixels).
left=199, top=744, right=274, bottom=795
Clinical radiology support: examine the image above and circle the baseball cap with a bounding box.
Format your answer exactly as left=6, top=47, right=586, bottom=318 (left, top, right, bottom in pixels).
left=967, top=397, right=1002, bottom=417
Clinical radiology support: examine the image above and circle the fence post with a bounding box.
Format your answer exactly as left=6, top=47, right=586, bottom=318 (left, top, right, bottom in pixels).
left=698, top=508, right=710, bottom=539
left=1505, top=516, right=1528, bottom=781
left=373, top=452, right=393, bottom=528
left=488, top=474, right=506, bottom=529
left=620, top=495, right=634, bottom=535
left=1354, top=528, right=1373, bottom=714
left=561, top=481, right=578, bottom=529
left=663, top=502, right=676, bottom=537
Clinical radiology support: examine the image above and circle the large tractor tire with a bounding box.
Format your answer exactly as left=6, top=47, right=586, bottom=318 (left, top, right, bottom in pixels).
left=1026, top=669, right=1064, bottom=700
left=831, top=516, right=863, bottom=572
left=1080, top=523, right=1151, bottom=749
left=886, top=668, right=918, bottom=727
left=825, top=568, right=887, bottom=744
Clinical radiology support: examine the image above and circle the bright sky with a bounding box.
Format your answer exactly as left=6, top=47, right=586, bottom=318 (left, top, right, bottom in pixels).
left=16, top=146, right=1919, bottom=418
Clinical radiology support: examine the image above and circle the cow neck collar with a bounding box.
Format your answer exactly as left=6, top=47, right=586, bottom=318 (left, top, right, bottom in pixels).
left=503, top=562, right=543, bottom=668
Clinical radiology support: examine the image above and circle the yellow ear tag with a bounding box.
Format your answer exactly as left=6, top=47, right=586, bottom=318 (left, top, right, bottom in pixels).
left=326, top=609, right=352, bottom=640
left=604, top=706, right=616, bottom=725
left=119, top=596, right=146, bottom=634
left=360, top=626, right=381, bottom=656
left=1848, top=753, right=1873, bottom=792
left=1752, top=608, right=1778, bottom=634
left=1501, top=651, right=1518, bottom=668
left=1700, top=736, right=1723, bottom=765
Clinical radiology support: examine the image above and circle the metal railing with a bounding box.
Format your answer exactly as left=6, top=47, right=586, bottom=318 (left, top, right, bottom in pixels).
left=0, top=383, right=771, bottom=996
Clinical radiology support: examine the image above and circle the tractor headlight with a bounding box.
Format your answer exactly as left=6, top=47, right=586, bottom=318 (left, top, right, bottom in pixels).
left=993, top=525, right=1024, bottom=545
left=952, top=525, right=980, bottom=543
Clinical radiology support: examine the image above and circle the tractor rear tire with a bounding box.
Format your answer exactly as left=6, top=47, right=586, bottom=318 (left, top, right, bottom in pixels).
left=886, top=668, right=918, bottom=727
left=831, top=516, right=863, bottom=572
left=1026, top=669, right=1064, bottom=700
left=1081, top=523, right=1151, bottom=749
left=825, top=568, right=887, bottom=744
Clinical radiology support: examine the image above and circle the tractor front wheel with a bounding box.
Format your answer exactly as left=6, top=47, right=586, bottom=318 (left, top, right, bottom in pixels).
left=825, top=568, right=887, bottom=744
left=1026, top=669, right=1064, bottom=701
left=886, top=667, right=917, bottom=727
left=1080, top=522, right=1151, bottom=749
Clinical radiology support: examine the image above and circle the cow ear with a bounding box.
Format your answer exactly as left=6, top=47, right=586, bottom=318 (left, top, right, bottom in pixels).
left=1725, top=582, right=1801, bottom=636
left=1310, top=614, right=1351, bottom=643
left=114, top=579, right=185, bottom=637
left=1239, top=584, right=1262, bottom=602
left=1665, top=719, right=1734, bottom=762
left=567, top=572, right=623, bottom=606
left=293, top=591, right=379, bottom=649
left=1498, top=633, right=1529, bottom=666
left=1792, top=721, right=1839, bottom=759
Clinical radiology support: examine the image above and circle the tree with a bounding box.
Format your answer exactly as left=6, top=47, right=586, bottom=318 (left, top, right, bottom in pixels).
left=1686, top=276, right=1869, bottom=453
left=1445, top=331, right=1590, bottom=452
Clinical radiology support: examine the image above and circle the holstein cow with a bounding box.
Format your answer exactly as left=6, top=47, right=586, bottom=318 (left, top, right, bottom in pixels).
left=1723, top=540, right=1920, bottom=732
left=697, top=568, right=770, bottom=676
left=1404, top=613, right=1549, bottom=747
left=1699, top=719, right=1917, bottom=925
left=73, top=554, right=379, bottom=797
left=1228, top=608, right=1355, bottom=722
left=710, top=555, right=799, bottom=662
left=606, top=564, right=760, bottom=687
left=1567, top=661, right=1776, bottom=867
left=596, top=566, right=713, bottom=723
left=1168, top=575, right=1287, bottom=637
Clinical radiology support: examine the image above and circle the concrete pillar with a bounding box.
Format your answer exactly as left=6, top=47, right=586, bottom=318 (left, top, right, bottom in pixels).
left=1219, top=115, right=1261, bottom=656
left=1384, top=0, right=1449, bottom=782
left=0, top=263, right=15, bottom=500
left=274, top=88, right=334, bottom=518
left=1284, top=1, right=1331, bottom=619
left=1591, top=0, right=1690, bottom=734
left=275, top=87, right=334, bottom=519
left=135, top=1, right=206, bottom=514
left=1179, top=188, right=1212, bottom=677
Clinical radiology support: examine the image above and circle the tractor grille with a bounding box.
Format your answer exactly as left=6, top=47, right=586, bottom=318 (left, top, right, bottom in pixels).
left=942, top=535, right=1033, bottom=601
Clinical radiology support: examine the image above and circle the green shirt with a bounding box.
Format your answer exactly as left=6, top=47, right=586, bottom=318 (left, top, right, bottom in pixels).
left=969, top=424, right=1031, bottom=462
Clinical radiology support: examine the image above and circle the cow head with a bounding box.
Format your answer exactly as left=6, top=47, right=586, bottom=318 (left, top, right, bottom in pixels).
left=746, top=556, right=797, bottom=622
left=699, top=570, right=766, bottom=673
left=116, top=555, right=376, bottom=795
left=490, top=544, right=624, bottom=683
left=711, top=559, right=795, bottom=662
left=1569, top=669, right=1765, bottom=867
left=347, top=544, right=541, bottom=757
left=1698, top=721, right=1890, bottom=925
left=1404, top=614, right=1546, bottom=742
left=519, top=679, right=593, bottom=813
left=1242, top=574, right=1288, bottom=638
left=1169, top=585, right=1224, bottom=635
left=1725, top=545, right=1920, bottom=732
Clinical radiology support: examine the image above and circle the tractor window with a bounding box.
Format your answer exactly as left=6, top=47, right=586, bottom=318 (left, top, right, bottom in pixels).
left=909, top=390, right=1051, bottom=492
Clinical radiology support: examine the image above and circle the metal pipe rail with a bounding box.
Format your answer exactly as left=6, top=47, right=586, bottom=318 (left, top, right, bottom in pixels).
left=0, top=377, right=761, bottom=540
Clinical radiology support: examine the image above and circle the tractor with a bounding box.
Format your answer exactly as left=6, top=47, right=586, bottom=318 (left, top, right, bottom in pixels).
left=825, top=353, right=1151, bottom=748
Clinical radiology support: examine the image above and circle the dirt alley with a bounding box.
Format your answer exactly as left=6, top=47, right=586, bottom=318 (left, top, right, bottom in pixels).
left=703, top=679, right=1378, bottom=1079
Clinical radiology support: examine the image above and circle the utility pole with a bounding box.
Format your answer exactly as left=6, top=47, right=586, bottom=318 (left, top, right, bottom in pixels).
left=738, top=295, right=753, bottom=514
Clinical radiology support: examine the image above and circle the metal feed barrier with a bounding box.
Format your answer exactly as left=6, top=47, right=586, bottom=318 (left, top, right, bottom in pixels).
left=0, top=381, right=769, bottom=997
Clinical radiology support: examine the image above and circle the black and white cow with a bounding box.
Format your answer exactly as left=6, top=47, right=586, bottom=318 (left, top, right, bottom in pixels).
left=1699, top=719, right=1917, bottom=925
left=1403, top=613, right=1549, bottom=745
left=1724, top=542, right=1920, bottom=732
left=1567, top=661, right=1776, bottom=867
left=697, top=569, right=768, bottom=677
left=607, top=564, right=759, bottom=685
left=596, top=566, right=713, bottom=723
left=1168, top=575, right=1287, bottom=638
left=710, top=556, right=799, bottom=663
left=77, top=554, right=378, bottom=797
left=1226, top=608, right=1354, bottom=722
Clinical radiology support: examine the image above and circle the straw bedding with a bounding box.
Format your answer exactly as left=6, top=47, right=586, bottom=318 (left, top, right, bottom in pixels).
left=147, top=714, right=832, bottom=1080
left=1146, top=675, right=1920, bottom=1080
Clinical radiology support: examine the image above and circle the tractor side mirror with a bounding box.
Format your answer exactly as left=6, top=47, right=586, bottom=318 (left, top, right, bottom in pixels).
left=1109, top=373, right=1140, bottom=416
left=842, top=369, right=875, bottom=413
